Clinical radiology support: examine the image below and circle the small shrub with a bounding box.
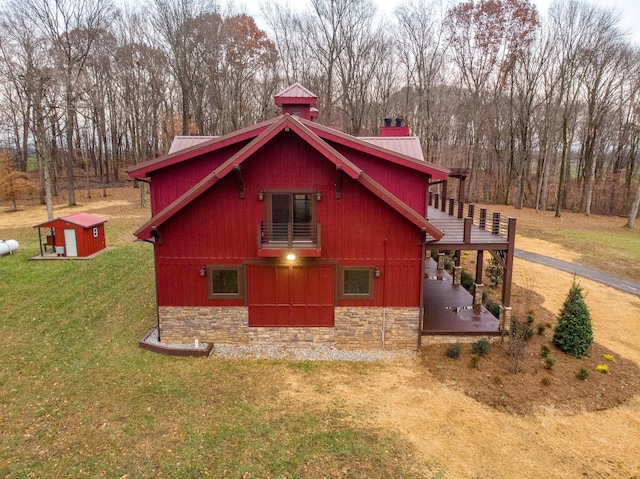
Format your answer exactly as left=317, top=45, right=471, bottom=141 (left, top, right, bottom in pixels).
left=471, top=338, right=490, bottom=357
left=553, top=278, right=593, bottom=358
left=486, top=257, right=503, bottom=286
left=470, top=353, right=480, bottom=369
left=512, top=316, right=533, bottom=342
left=596, top=364, right=609, bottom=374
left=541, top=377, right=551, bottom=386
left=485, top=299, right=501, bottom=318
left=603, top=354, right=615, bottom=362
left=460, top=270, right=474, bottom=291
left=526, top=312, right=535, bottom=325
left=446, top=343, right=461, bottom=359
left=540, top=345, right=550, bottom=358
left=576, top=367, right=590, bottom=380
left=544, top=355, right=556, bottom=370
left=536, top=323, right=546, bottom=335
left=507, top=318, right=531, bottom=374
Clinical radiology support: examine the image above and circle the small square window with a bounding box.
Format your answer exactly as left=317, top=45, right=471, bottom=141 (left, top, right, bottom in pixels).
left=339, top=268, right=374, bottom=299
left=207, top=266, right=244, bottom=299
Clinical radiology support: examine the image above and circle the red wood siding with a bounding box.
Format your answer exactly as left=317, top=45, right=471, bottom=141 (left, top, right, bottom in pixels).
left=149, top=141, right=250, bottom=215
left=153, top=131, right=425, bottom=310
left=45, top=221, right=106, bottom=257
left=247, top=264, right=334, bottom=326
left=329, top=142, right=428, bottom=216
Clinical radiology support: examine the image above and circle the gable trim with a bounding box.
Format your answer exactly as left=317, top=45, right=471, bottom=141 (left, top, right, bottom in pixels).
left=134, top=114, right=443, bottom=241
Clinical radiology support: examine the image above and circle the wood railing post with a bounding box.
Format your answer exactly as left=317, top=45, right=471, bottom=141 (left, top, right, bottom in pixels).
left=479, top=208, right=487, bottom=229
left=468, top=204, right=475, bottom=224
left=448, top=198, right=455, bottom=216
left=463, top=217, right=472, bottom=243
left=434, top=193, right=439, bottom=210
left=458, top=201, right=464, bottom=219
left=492, top=212, right=501, bottom=235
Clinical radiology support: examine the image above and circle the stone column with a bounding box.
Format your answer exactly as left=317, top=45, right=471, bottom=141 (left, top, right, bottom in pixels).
left=500, top=306, right=512, bottom=332
left=437, top=252, right=446, bottom=271
left=473, top=283, right=484, bottom=306
left=453, top=266, right=462, bottom=285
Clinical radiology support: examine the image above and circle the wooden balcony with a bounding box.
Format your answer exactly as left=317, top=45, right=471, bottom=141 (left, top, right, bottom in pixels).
left=257, top=222, right=321, bottom=257
left=426, top=193, right=516, bottom=250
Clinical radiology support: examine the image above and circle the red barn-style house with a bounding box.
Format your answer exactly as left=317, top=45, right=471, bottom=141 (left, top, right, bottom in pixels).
left=129, top=84, right=516, bottom=350
left=34, top=213, right=107, bottom=258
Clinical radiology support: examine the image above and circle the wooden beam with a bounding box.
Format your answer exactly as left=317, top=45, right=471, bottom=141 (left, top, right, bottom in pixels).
left=234, top=166, right=245, bottom=199
left=335, top=167, right=343, bottom=199
left=475, top=250, right=484, bottom=284
left=501, top=217, right=517, bottom=308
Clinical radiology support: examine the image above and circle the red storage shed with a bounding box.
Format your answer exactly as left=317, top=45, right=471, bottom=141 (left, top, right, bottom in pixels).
left=34, top=213, right=107, bottom=258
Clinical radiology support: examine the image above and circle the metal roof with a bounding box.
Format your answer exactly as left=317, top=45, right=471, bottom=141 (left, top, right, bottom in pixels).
left=35, top=212, right=107, bottom=229
left=168, top=136, right=217, bottom=154
left=274, top=82, right=317, bottom=100
left=358, top=136, right=425, bottom=161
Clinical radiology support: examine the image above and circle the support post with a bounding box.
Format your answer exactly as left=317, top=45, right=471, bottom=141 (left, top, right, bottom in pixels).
left=500, top=306, right=512, bottom=333
left=453, top=266, right=462, bottom=285
left=441, top=180, right=447, bottom=212
left=501, top=217, right=517, bottom=309
left=473, top=283, right=484, bottom=306
left=437, top=252, right=446, bottom=271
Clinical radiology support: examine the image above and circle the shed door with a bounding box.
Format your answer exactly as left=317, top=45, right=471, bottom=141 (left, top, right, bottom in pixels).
left=63, top=229, right=78, bottom=257
left=247, top=264, right=334, bottom=327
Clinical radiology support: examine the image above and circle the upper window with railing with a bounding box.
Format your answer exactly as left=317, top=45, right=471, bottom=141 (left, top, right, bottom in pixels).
left=259, top=191, right=319, bottom=248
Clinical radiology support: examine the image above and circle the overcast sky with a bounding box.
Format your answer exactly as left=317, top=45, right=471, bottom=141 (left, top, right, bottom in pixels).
left=238, top=0, right=640, bottom=47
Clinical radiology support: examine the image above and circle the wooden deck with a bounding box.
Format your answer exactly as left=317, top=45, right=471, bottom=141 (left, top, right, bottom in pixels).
left=422, top=258, right=500, bottom=335
left=426, top=207, right=510, bottom=250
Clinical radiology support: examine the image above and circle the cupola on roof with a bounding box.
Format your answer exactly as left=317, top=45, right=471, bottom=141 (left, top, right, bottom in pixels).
left=274, top=82, right=318, bottom=121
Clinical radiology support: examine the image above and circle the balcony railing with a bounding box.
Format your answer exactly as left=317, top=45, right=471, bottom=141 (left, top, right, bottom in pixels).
left=257, top=222, right=321, bottom=249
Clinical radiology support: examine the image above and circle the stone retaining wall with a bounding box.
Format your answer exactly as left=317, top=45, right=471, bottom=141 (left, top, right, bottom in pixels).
left=158, top=306, right=420, bottom=351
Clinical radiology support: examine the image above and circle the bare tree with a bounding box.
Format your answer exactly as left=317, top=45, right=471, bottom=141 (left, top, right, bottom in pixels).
left=10, top=0, right=115, bottom=206
left=395, top=0, right=448, bottom=160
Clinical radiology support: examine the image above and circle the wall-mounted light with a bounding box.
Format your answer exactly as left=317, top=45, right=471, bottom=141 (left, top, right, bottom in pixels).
left=374, top=267, right=381, bottom=278
left=286, top=253, right=296, bottom=261
left=258, top=191, right=264, bottom=201
left=316, top=191, right=322, bottom=201
left=199, top=266, right=206, bottom=277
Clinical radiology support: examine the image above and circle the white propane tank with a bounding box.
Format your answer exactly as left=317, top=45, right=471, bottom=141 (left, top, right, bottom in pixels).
left=0, top=239, right=19, bottom=256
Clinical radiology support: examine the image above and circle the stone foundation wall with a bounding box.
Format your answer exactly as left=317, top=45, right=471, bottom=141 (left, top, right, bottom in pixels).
left=334, top=307, right=420, bottom=350
left=159, top=306, right=420, bottom=351
left=420, top=335, right=502, bottom=346
left=159, top=306, right=249, bottom=344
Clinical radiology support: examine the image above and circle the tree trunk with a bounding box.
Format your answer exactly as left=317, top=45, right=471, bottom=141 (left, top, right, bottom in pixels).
left=627, top=182, right=640, bottom=228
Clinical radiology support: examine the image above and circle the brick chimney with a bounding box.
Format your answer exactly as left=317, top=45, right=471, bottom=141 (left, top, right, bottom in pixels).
left=274, top=83, right=318, bottom=121
left=379, top=117, right=409, bottom=137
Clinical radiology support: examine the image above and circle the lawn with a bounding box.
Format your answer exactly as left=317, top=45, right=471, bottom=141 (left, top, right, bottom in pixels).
left=0, top=218, right=422, bottom=478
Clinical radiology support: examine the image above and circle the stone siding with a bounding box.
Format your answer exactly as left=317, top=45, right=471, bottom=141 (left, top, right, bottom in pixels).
left=420, top=335, right=501, bottom=346
left=159, top=306, right=420, bottom=351
left=335, top=307, right=420, bottom=350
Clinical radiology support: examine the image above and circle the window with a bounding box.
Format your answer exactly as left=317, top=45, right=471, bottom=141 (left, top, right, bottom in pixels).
left=339, top=267, right=374, bottom=299
left=207, top=266, right=244, bottom=299
left=264, top=191, right=316, bottom=243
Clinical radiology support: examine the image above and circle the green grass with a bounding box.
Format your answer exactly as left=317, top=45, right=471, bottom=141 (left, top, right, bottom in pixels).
left=528, top=227, right=640, bottom=282
left=0, top=223, right=422, bottom=478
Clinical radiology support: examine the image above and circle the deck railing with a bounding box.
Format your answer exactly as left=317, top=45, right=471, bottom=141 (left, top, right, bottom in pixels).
left=258, top=222, right=321, bottom=249
left=429, top=192, right=511, bottom=238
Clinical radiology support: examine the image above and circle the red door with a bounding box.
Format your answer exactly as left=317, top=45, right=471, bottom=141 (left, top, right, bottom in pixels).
left=247, top=264, right=334, bottom=327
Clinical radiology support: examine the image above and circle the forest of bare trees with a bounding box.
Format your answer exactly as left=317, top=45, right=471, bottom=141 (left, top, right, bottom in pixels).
left=0, top=0, right=639, bottom=224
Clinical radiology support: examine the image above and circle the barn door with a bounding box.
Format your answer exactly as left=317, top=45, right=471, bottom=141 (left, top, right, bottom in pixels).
left=63, top=229, right=78, bottom=257
left=247, top=264, right=334, bottom=327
